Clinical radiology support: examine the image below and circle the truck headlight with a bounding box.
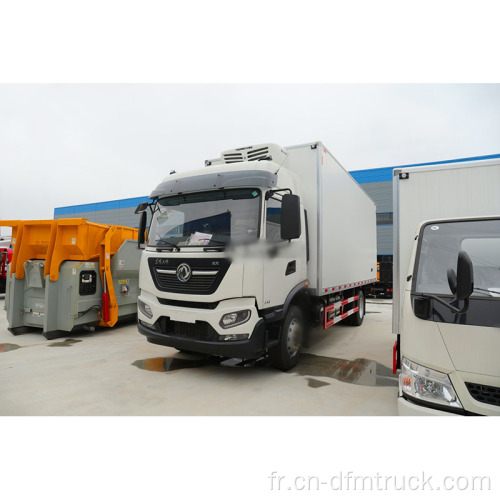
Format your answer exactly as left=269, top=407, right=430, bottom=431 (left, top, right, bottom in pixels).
left=219, top=310, right=251, bottom=328
left=400, top=357, right=462, bottom=408
left=138, top=298, right=153, bottom=319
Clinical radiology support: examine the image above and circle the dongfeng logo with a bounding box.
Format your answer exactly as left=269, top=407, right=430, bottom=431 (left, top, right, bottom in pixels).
left=176, top=263, right=192, bottom=282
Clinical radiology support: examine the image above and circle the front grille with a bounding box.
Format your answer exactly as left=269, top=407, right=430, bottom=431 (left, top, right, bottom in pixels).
left=465, top=382, right=500, bottom=407
left=158, top=298, right=220, bottom=309
left=149, top=258, right=231, bottom=295
left=157, top=317, right=218, bottom=341
left=157, top=267, right=216, bottom=291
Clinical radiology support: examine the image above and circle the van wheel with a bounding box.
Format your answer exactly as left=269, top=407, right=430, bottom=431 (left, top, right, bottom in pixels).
left=269, top=305, right=303, bottom=371
left=346, top=289, right=365, bottom=326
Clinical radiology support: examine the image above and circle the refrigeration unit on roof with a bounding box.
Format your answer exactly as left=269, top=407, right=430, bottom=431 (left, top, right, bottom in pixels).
left=217, top=143, right=288, bottom=166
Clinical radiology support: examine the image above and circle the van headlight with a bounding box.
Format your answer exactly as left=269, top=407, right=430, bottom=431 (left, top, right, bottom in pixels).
left=219, top=310, right=251, bottom=328
left=400, top=357, right=462, bottom=408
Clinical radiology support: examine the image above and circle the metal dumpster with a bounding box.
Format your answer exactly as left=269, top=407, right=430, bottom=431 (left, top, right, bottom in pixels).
left=1, top=219, right=140, bottom=339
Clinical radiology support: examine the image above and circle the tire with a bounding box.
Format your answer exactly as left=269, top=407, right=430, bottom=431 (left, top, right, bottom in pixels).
left=269, top=305, right=304, bottom=371
left=346, top=289, right=365, bottom=326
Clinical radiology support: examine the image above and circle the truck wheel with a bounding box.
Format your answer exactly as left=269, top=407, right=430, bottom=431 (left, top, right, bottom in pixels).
left=346, top=289, right=365, bottom=326
left=269, top=305, right=304, bottom=371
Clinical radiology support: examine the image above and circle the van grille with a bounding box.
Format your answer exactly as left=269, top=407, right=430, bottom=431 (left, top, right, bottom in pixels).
left=465, top=382, right=500, bottom=407
left=148, top=258, right=230, bottom=295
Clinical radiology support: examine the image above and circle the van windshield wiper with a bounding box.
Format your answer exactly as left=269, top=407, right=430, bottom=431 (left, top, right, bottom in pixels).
left=474, top=287, right=500, bottom=297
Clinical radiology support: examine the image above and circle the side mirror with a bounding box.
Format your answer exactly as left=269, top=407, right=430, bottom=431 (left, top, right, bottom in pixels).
left=455, top=250, right=474, bottom=301
left=281, top=194, right=301, bottom=240
left=138, top=211, right=147, bottom=246
left=135, top=202, right=148, bottom=214
left=418, top=250, right=474, bottom=318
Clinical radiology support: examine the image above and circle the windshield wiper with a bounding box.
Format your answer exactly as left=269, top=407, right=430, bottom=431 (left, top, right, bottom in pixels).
left=206, top=238, right=228, bottom=246
left=149, top=240, right=179, bottom=251
left=202, top=238, right=228, bottom=251
left=474, top=287, right=500, bottom=296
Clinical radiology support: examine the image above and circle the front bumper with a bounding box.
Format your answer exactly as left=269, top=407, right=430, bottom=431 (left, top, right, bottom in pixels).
left=138, top=317, right=267, bottom=358
left=397, top=396, right=461, bottom=416
left=137, top=293, right=268, bottom=358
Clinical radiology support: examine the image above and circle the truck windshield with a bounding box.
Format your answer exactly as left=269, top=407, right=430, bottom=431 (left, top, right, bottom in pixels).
left=414, top=219, right=500, bottom=298
left=148, top=188, right=261, bottom=247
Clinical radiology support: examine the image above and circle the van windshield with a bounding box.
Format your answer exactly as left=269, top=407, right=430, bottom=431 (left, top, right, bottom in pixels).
left=414, top=219, right=500, bottom=298
left=148, top=188, right=261, bottom=248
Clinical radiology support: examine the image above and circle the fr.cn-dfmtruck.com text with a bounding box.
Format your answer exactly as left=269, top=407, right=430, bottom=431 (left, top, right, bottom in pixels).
left=268, top=471, right=492, bottom=492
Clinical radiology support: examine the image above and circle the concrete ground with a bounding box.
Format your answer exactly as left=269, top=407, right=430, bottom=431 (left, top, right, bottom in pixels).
left=0, top=295, right=397, bottom=415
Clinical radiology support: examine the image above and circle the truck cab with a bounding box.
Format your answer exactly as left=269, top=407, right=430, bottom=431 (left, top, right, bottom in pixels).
left=137, top=146, right=309, bottom=369
left=398, top=216, right=500, bottom=415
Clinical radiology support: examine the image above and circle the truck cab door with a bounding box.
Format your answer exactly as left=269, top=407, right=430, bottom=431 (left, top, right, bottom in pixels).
left=262, top=197, right=306, bottom=309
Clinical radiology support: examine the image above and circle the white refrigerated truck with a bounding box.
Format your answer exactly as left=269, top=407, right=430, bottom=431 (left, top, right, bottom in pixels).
left=393, top=158, right=500, bottom=415
left=136, top=142, right=377, bottom=369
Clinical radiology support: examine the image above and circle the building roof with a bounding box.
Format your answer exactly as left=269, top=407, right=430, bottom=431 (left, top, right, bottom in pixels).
left=54, top=196, right=148, bottom=216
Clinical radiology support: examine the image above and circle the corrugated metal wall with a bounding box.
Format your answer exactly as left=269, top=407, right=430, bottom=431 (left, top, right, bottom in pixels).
left=55, top=196, right=150, bottom=229
left=359, top=181, right=392, bottom=212
left=56, top=207, right=146, bottom=228
left=357, top=180, right=393, bottom=255
left=376, top=224, right=393, bottom=255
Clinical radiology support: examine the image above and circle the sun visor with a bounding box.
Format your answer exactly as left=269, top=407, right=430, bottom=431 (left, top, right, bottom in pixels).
left=149, top=169, right=277, bottom=199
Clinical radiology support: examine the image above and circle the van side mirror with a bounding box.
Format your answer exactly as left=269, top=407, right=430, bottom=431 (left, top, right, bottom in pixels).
left=422, top=250, right=474, bottom=315
left=138, top=211, right=147, bottom=246
left=281, top=194, right=301, bottom=240
left=447, top=268, right=457, bottom=295
left=453, top=250, right=474, bottom=301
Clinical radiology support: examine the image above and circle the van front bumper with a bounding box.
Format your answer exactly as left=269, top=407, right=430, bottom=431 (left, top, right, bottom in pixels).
left=397, top=396, right=461, bottom=416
